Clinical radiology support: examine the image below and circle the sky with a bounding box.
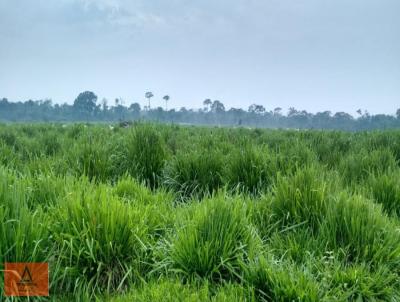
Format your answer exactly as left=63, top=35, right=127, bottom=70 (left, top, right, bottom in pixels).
left=0, top=0, right=399, bottom=114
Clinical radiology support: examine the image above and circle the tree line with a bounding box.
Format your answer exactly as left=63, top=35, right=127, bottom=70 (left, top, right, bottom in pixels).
left=1, top=91, right=399, bottom=131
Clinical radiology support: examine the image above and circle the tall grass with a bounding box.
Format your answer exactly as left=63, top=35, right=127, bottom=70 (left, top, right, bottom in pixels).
left=270, top=166, right=332, bottom=232
left=125, top=124, right=166, bottom=188
left=247, top=257, right=321, bottom=301
left=163, top=195, right=260, bottom=281
left=320, top=193, right=400, bottom=268
left=163, top=150, right=224, bottom=199
left=1, top=124, right=400, bottom=300
left=367, top=170, right=400, bottom=217
left=0, top=167, right=51, bottom=297
left=226, top=144, right=272, bottom=195
left=50, top=180, right=150, bottom=295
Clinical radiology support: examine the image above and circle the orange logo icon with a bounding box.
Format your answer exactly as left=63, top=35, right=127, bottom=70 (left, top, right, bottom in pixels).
left=4, top=263, right=49, bottom=296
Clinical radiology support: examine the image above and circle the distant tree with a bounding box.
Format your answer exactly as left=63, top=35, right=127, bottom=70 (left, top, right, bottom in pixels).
left=356, top=109, right=362, bottom=116
left=273, top=107, right=282, bottom=116
left=334, top=112, right=353, bottom=122
left=101, top=98, right=108, bottom=112
left=288, top=107, right=298, bottom=117
left=73, top=91, right=98, bottom=119
left=203, top=99, right=212, bottom=112
left=248, top=104, right=266, bottom=114
left=396, top=108, right=400, bottom=119
left=145, top=92, right=154, bottom=110
left=129, top=102, right=141, bottom=113
left=211, top=100, right=225, bottom=113
left=163, top=95, right=170, bottom=111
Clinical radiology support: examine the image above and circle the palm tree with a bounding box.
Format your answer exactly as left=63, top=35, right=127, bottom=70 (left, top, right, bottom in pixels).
left=163, top=95, right=170, bottom=111
left=145, top=92, right=154, bottom=110
left=203, top=99, right=212, bottom=112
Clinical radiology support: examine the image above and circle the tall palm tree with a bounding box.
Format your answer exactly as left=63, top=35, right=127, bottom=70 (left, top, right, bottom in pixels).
left=203, top=99, right=212, bottom=112
left=145, top=92, right=154, bottom=110
left=163, top=95, right=170, bottom=111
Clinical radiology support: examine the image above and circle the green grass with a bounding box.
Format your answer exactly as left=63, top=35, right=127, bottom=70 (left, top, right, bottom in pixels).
left=1, top=123, right=400, bottom=300
left=162, top=195, right=260, bottom=282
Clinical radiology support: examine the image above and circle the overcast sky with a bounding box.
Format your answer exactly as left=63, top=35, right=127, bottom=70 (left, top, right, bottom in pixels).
left=0, top=0, right=399, bottom=114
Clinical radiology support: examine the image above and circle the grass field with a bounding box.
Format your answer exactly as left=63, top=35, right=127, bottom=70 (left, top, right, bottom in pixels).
left=1, top=123, right=400, bottom=301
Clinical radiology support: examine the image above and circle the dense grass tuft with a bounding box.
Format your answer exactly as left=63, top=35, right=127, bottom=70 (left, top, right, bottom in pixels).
left=164, top=196, right=259, bottom=281
left=226, top=144, right=272, bottom=195
left=163, top=150, right=224, bottom=199
left=50, top=180, right=151, bottom=294
left=320, top=193, right=400, bottom=268
left=125, top=124, right=166, bottom=188
left=270, top=166, right=332, bottom=231
left=367, top=170, right=400, bottom=217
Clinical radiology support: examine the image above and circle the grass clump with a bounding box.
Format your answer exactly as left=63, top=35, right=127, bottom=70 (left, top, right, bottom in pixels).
left=320, top=193, right=400, bottom=268
left=325, top=264, right=399, bottom=301
left=339, top=148, right=397, bottom=185
left=51, top=181, right=151, bottom=295
left=108, top=279, right=255, bottom=302
left=270, top=166, right=331, bottom=232
left=226, top=144, right=272, bottom=195
left=367, top=170, right=400, bottom=217
left=70, top=133, right=115, bottom=182
left=164, top=196, right=259, bottom=282
left=163, top=150, right=224, bottom=199
left=125, top=124, right=166, bottom=188
left=0, top=168, right=51, bottom=296
left=247, top=257, right=321, bottom=302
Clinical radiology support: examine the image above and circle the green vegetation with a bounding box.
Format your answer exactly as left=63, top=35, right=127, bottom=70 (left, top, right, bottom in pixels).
left=1, top=122, right=400, bottom=301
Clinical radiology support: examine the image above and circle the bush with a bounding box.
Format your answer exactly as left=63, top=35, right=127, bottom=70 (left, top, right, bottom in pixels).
left=164, top=196, right=259, bottom=281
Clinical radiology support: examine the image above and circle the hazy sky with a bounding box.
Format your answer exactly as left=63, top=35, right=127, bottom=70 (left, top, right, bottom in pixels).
left=0, top=0, right=399, bottom=114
